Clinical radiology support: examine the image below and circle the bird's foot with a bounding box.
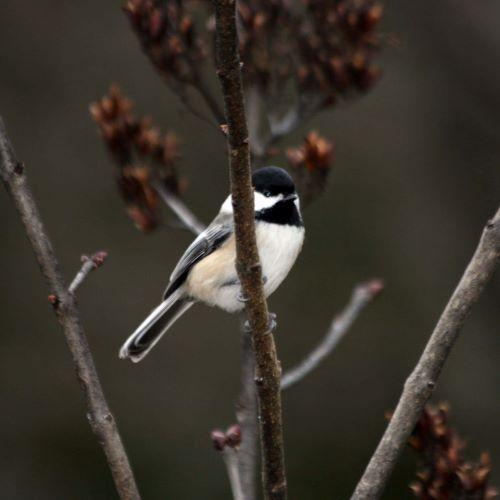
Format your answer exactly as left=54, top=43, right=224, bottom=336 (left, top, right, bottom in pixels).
left=267, top=312, right=277, bottom=332
left=243, top=312, right=277, bottom=334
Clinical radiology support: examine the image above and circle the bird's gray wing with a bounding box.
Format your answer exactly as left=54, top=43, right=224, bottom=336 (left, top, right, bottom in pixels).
left=163, top=213, right=233, bottom=299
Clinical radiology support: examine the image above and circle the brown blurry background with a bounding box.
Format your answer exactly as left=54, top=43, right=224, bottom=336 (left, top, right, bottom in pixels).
left=0, top=1, right=499, bottom=499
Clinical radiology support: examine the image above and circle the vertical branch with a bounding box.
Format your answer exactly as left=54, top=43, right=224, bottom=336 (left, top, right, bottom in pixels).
left=212, top=427, right=246, bottom=500
left=0, top=118, right=141, bottom=500
left=351, top=206, right=500, bottom=500
left=235, top=331, right=258, bottom=500
left=212, top=1, right=288, bottom=499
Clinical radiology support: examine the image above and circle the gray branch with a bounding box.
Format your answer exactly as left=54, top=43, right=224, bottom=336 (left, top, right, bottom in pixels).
left=222, top=447, right=246, bottom=500
left=151, top=178, right=205, bottom=235
left=281, top=279, right=384, bottom=391
left=69, top=251, right=108, bottom=294
left=0, top=117, right=141, bottom=500
left=235, top=331, right=258, bottom=500
left=351, top=205, right=500, bottom=500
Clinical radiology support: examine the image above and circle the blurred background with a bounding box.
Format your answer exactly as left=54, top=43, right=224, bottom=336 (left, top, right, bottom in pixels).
left=0, top=1, right=499, bottom=498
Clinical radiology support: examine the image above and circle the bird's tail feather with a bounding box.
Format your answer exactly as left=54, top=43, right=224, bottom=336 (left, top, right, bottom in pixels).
left=119, top=291, right=193, bottom=363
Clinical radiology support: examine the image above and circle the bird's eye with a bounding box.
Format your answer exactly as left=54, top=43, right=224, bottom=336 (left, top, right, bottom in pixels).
left=263, top=190, right=272, bottom=198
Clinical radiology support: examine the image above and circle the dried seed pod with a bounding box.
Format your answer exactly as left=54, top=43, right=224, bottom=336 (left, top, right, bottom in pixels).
left=90, top=86, right=183, bottom=232
left=287, top=131, right=335, bottom=207
left=410, top=403, right=498, bottom=499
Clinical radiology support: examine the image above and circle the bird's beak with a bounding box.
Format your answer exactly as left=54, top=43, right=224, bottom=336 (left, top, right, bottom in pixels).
left=282, top=193, right=297, bottom=202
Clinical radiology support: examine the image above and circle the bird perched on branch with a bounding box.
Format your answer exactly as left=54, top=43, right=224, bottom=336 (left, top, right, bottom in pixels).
left=120, top=166, right=305, bottom=362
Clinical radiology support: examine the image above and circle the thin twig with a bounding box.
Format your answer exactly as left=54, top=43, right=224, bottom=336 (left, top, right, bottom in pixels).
left=222, top=448, right=246, bottom=500
left=191, top=76, right=226, bottom=125
left=351, top=206, right=500, bottom=500
left=68, top=251, right=108, bottom=294
left=281, top=279, right=384, bottom=391
left=0, top=117, right=141, bottom=500
left=151, top=178, right=205, bottom=235
left=213, top=2, right=288, bottom=499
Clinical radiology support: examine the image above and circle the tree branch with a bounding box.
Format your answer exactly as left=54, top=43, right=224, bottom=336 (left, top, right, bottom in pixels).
left=68, top=251, right=108, bottom=294
left=191, top=76, right=226, bottom=125
left=281, top=279, right=384, bottom=391
left=212, top=2, right=288, bottom=499
left=351, top=206, right=500, bottom=500
left=222, top=447, right=246, bottom=500
left=0, top=117, right=141, bottom=500
left=235, top=331, right=258, bottom=500
left=211, top=427, right=246, bottom=500
left=151, top=178, right=205, bottom=235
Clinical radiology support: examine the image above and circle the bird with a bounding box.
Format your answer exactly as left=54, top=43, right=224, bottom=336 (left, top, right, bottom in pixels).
left=119, top=166, right=305, bottom=362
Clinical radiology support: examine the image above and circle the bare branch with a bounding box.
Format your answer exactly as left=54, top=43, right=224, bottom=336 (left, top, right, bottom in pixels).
left=212, top=1, right=287, bottom=498
left=212, top=427, right=246, bottom=500
left=351, top=206, right=500, bottom=500
left=191, top=75, right=226, bottom=125
left=222, top=447, right=246, bottom=500
left=151, top=178, right=205, bottom=235
left=281, top=279, right=384, bottom=391
left=0, top=117, right=141, bottom=500
left=235, top=331, right=258, bottom=500
left=69, top=251, right=108, bottom=294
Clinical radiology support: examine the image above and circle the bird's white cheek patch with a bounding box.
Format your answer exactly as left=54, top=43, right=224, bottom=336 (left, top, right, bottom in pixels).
left=220, top=195, right=233, bottom=214
left=254, top=191, right=281, bottom=211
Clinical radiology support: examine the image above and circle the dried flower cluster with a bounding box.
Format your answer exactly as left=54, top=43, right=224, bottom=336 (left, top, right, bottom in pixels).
left=238, top=0, right=382, bottom=105
left=124, top=0, right=205, bottom=84
left=90, top=85, right=183, bottom=232
left=287, top=131, right=335, bottom=207
left=94, top=1, right=383, bottom=223
left=123, top=0, right=224, bottom=123
left=124, top=0, right=382, bottom=130
left=409, top=403, right=498, bottom=500
left=298, top=0, right=382, bottom=100
left=237, top=0, right=297, bottom=95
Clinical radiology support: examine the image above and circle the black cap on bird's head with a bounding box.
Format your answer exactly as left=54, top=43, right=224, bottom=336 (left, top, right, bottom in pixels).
left=252, top=166, right=296, bottom=198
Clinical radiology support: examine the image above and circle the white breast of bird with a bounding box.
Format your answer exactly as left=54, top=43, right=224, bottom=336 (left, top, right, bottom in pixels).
left=185, top=222, right=304, bottom=313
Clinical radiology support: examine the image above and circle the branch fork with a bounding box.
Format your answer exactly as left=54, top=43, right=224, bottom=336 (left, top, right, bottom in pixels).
left=0, top=117, right=141, bottom=500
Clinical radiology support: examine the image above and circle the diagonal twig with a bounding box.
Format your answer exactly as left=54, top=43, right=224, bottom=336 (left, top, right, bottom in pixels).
left=0, top=117, right=141, bottom=500
left=281, top=279, right=384, bottom=391
left=351, top=206, right=500, bottom=500
left=151, top=178, right=205, bottom=235
left=69, top=251, right=108, bottom=294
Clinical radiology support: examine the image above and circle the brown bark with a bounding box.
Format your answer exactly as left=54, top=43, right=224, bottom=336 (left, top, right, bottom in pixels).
left=351, top=206, right=500, bottom=500
left=0, top=117, right=141, bottom=500
left=212, top=2, right=288, bottom=499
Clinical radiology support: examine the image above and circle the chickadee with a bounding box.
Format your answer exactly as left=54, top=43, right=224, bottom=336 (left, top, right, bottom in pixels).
left=119, top=166, right=305, bottom=362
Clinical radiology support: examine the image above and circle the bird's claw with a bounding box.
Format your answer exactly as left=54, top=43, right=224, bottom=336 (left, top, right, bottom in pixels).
left=267, top=312, right=277, bottom=332
left=243, top=312, right=277, bottom=334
